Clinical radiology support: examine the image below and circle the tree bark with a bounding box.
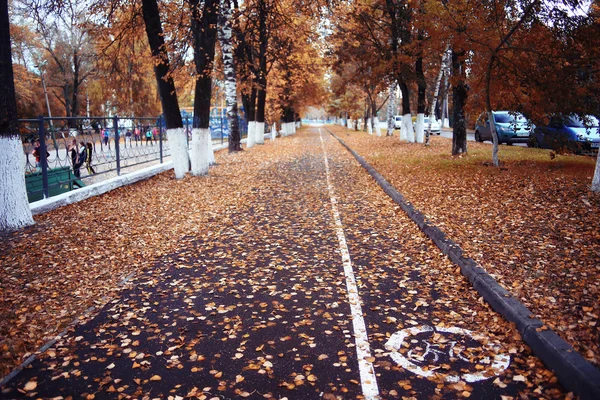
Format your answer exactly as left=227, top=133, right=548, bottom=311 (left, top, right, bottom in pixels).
left=141, top=0, right=187, bottom=178
left=425, top=47, right=448, bottom=145
left=592, top=149, right=600, bottom=192
left=218, top=0, right=242, bottom=152
left=399, top=79, right=412, bottom=142
left=190, top=0, right=219, bottom=175
left=451, top=50, right=468, bottom=155
left=415, top=53, right=426, bottom=143
left=0, top=0, right=34, bottom=231
left=386, top=80, right=396, bottom=136
left=255, top=0, right=268, bottom=145
left=141, top=0, right=182, bottom=130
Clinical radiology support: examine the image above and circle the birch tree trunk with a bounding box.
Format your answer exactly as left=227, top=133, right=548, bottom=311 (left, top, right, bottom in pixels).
left=0, top=0, right=34, bottom=232
left=141, top=0, right=187, bottom=178
left=218, top=0, right=242, bottom=152
left=386, top=81, right=396, bottom=136
left=425, top=47, right=448, bottom=145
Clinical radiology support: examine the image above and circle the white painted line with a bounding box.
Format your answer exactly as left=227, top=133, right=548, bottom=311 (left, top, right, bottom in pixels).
left=319, top=129, right=380, bottom=400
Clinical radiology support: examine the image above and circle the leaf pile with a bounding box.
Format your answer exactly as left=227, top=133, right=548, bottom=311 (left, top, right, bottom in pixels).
left=332, top=125, right=600, bottom=368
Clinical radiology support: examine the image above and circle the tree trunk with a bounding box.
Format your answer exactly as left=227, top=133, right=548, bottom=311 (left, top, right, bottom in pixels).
left=425, top=47, right=448, bottom=145
left=451, top=50, right=468, bottom=155
left=69, top=50, right=80, bottom=129
left=242, top=88, right=256, bottom=148
left=191, top=0, right=219, bottom=175
left=141, top=0, right=187, bottom=178
left=399, top=79, right=412, bottom=142
left=386, top=81, right=396, bottom=136
left=0, top=0, right=34, bottom=231
left=255, top=87, right=266, bottom=144
left=255, top=0, right=268, bottom=145
left=592, top=150, right=600, bottom=192
left=218, top=0, right=242, bottom=152
left=371, top=101, right=379, bottom=136
left=415, top=54, right=426, bottom=143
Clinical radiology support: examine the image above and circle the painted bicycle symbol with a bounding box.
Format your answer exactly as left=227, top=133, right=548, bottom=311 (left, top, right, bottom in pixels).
left=385, top=325, right=510, bottom=383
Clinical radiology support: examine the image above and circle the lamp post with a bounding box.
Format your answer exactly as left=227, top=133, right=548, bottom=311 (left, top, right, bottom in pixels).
left=35, top=62, right=53, bottom=128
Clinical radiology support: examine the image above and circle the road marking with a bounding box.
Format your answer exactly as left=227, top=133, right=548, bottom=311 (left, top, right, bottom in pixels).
left=385, top=325, right=510, bottom=383
left=319, top=129, right=380, bottom=399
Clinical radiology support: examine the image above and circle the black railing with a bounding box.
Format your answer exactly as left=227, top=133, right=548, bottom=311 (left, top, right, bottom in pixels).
left=21, top=115, right=248, bottom=203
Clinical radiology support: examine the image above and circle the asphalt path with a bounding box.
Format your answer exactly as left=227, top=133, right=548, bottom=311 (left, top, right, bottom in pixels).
left=3, top=127, right=562, bottom=398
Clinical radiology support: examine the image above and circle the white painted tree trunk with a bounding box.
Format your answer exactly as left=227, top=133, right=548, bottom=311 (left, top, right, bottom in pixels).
left=206, top=130, right=215, bottom=164
left=387, top=82, right=396, bottom=136
left=401, top=114, right=412, bottom=142
left=367, top=118, right=373, bottom=135
left=167, top=128, right=189, bottom=179
left=0, top=136, right=34, bottom=231
left=247, top=121, right=256, bottom=148
left=271, top=124, right=277, bottom=141
left=592, top=150, right=600, bottom=192
left=415, top=113, right=425, bottom=143
left=255, top=122, right=265, bottom=144
left=373, top=116, right=380, bottom=136
left=190, top=128, right=210, bottom=176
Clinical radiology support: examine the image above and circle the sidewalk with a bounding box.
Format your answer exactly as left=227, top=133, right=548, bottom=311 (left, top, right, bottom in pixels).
left=0, top=127, right=580, bottom=398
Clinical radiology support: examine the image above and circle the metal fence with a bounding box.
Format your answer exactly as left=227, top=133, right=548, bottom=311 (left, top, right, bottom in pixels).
left=21, top=115, right=248, bottom=203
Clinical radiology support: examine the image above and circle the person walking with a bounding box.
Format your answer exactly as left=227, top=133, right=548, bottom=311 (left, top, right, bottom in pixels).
left=102, top=128, right=109, bottom=146
left=125, top=129, right=132, bottom=147
left=134, top=126, right=140, bottom=143
left=31, top=139, right=49, bottom=171
left=145, top=128, right=153, bottom=145
left=68, top=139, right=81, bottom=178
left=85, top=142, right=95, bottom=174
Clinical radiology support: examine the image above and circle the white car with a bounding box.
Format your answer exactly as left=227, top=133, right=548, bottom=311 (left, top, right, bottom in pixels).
left=414, top=117, right=441, bottom=135
left=394, top=115, right=402, bottom=129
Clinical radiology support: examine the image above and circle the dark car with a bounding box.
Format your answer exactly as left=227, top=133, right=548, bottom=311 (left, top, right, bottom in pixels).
left=474, top=111, right=533, bottom=145
left=529, top=115, right=600, bottom=153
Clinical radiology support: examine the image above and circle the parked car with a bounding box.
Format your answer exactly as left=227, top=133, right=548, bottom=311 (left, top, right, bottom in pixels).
left=529, top=115, right=600, bottom=153
left=394, top=115, right=402, bottom=129
left=474, top=111, right=533, bottom=144
left=414, top=116, right=441, bottom=135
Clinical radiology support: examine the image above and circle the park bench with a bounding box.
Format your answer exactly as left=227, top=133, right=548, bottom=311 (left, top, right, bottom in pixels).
left=25, top=166, right=85, bottom=203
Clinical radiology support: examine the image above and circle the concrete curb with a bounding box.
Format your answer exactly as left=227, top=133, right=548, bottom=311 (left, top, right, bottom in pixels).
left=326, top=128, right=600, bottom=400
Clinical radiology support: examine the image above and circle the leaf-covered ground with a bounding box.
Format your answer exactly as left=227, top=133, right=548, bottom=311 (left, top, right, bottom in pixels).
left=331, top=125, right=599, bottom=369
left=0, top=126, right=575, bottom=398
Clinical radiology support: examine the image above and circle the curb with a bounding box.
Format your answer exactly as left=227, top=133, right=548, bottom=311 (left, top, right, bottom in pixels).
left=326, top=128, right=600, bottom=400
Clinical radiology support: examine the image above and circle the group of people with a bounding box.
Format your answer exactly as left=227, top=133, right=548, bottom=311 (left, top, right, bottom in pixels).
left=67, top=139, right=95, bottom=178
left=125, top=126, right=159, bottom=145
